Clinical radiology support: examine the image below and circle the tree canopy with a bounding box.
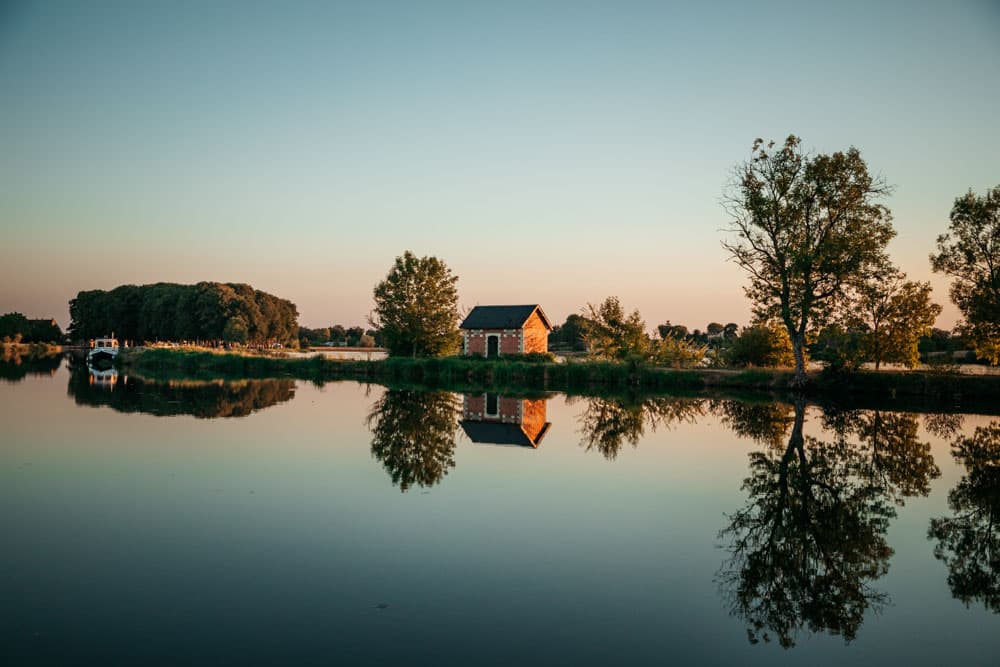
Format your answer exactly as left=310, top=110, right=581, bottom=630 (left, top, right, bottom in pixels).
left=68, top=282, right=298, bottom=346
left=370, top=251, right=460, bottom=357
left=931, top=185, right=1000, bottom=364
left=723, top=135, right=896, bottom=385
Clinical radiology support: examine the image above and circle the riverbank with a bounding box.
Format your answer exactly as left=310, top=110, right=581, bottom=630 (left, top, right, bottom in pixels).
left=118, top=347, right=1000, bottom=413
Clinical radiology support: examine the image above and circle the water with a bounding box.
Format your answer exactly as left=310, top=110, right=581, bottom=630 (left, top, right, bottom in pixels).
left=2, top=359, right=999, bottom=665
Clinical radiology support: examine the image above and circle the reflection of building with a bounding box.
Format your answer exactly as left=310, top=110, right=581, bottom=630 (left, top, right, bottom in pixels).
left=460, top=393, right=551, bottom=448
left=460, top=305, right=552, bottom=357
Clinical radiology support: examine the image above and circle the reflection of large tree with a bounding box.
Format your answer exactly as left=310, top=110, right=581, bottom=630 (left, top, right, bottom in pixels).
left=825, top=409, right=941, bottom=500
left=718, top=400, right=940, bottom=647
left=367, top=390, right=460, bottom=491
left=576, top=395, right=706, bottom=460
left=929, top=421, right=1000, bottom=613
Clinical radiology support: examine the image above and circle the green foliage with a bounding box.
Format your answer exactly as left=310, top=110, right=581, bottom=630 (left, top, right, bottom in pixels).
left=840, top=265, right=941, bottom=369
left=0, top=312, right=63, bottom=343
left=582, top=297, right=650, bottom=361
left=931, top=185, right=1000, bottom=364
left=726, top=323, right=795, bottom=368
left=723, top=135, right=896, bottom=384
left=371, top=251, right=460, bottom=357
left=68, top=282, right=298, bottom=346
left=548, top=314, right=588, bottom=350
left=653, top=334, right=707, bottom=368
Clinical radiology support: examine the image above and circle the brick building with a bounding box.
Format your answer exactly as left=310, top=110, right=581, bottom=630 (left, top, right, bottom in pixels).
left=459, top=304, right=552, bottom=357
left=460, top=393, right=551, bottom=448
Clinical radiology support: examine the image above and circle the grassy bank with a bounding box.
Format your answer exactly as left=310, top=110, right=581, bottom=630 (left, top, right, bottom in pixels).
left=120, top=347, right=1000, bottom=411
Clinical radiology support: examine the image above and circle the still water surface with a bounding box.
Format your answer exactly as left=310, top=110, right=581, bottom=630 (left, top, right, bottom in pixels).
left=2, top=359, right=999, bottom=665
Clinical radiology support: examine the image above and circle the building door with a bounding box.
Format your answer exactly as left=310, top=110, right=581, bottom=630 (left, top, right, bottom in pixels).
left=487, top=335, right=499, bottom=358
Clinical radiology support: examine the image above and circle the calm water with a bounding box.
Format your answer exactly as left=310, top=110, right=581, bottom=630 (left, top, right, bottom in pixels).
left=2, top=359, right=999, bottom=666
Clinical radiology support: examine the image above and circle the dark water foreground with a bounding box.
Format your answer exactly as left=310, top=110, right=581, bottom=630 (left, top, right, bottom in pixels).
left=2, top=360, right=999, bottom=665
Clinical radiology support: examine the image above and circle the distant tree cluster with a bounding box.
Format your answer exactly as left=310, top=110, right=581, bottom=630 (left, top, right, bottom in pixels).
left=0, top=312, right=63, bottom=343
left=68, top=282, right=299, bottom=346
left=297, top=324, right=380, bottom=348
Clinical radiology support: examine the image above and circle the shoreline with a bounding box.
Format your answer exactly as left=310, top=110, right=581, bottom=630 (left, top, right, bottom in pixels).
left=115, top=347, right=1000, bottom=415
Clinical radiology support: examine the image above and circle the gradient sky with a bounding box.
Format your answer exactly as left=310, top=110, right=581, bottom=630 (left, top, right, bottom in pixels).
left=2, top=0, right=998, bottom=329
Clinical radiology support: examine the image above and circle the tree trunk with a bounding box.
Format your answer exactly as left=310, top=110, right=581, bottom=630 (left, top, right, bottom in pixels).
left=791, top=334, right=808, bottom=388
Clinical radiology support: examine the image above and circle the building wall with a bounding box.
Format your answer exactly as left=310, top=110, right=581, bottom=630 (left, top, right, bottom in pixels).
left=463, top=329, right=523, bottom=356
left=522, top=311, right=550, bottom=354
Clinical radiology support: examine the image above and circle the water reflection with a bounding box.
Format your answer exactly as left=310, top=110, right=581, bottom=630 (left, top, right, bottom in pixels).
left=717, top=400, right=941, bottom=648
left=367, top=389, right=460, bottom=491
left=576, top=395, right=707, bottom=460
left=67, top=363, right=295, bottom=418
left=0, top=350, right=62, bottom=382
left=929, top=420, right=1000, bottom=614
left=460, top=393, right=551, bottom=448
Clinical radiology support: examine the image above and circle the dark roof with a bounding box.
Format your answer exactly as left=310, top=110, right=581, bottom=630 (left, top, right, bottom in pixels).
left=460, top=420, right=547, bottom=447
left=459, top=305, right=552, bottom=330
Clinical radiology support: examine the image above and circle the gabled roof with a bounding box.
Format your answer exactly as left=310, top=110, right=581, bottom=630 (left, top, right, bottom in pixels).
left=459, top=304, right=552, bottom=330
left=460, top=420, right=549, bottom=448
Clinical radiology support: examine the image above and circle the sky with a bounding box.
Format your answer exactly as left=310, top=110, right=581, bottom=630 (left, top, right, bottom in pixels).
left=2, top=0, right=998, bottom=330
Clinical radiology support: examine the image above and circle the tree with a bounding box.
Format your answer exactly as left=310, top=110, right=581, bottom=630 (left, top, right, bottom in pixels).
left=582, top=297, right=650, bottom=361
left=707, top=322, right=725, bottom=337
left=549, top=314, right=588, bottom=351
left=370, top=251, right=461, bottom=357
left=843, top=265, right=941, bottom=369
left=723, top=135, right=896, bottom=386
left=931, top=185, right=1000, bottom=364
left=726, top=322, right=794, bottom=368
left=658, top=322, right=689, bottom=340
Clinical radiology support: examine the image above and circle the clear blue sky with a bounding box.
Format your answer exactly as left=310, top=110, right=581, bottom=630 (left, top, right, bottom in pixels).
left=2, top=0, right=998, bottom=329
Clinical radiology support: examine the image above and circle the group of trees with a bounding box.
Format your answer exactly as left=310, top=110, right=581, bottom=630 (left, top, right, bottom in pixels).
left=0, top=312, right=63, bottom=343
left=723, top=135, right=999, bottom=383
left=297, top=325, right=378, bottom=349
left=68, top=282, right=299, bottom=346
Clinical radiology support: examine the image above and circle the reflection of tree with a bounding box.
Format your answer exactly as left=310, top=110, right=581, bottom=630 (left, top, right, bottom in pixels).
left=824, top=410, right=941, bottom=501
left=67, top=365, right=294, bottom=418
left=929, top=421, right=1000, bottom=613
left=367, top=390, right=460, bottom=491
left=713, top=400, right=794, bottom=448
left=576, top=395, right=706, bottom=460
left=0, top=351, right=62, bottom=382
left=923, top=412, right=965, bottom=440
left=718, top=399, right=916, bottom=648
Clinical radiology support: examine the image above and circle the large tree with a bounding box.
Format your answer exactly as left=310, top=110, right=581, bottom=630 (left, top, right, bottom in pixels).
left=370, top=251, right=461, bottom=357
left=930, top=185, right=1000, bottom=364
left=723, top=136, right=896, bottom=385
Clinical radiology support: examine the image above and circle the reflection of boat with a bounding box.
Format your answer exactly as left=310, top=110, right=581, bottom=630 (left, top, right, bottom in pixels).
left=88, top=336, right=120, bottom=362
left=87, top=364, right=122, bottom=390
left=460, top=393, right=551, bottom=448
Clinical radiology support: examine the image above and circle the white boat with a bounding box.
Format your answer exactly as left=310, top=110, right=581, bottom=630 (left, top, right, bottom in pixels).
left=88, top=336, right=120, bottom=362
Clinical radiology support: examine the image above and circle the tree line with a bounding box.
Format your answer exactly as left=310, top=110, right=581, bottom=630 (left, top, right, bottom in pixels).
left=0, top=312, right=63, bottom=343
left=68, top=282, right=299, bottom=346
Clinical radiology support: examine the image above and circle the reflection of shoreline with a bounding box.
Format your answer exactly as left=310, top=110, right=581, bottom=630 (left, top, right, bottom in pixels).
left=67, top=363, right=295, bottom=418
left=460, top=393, right=550, bottom=448
left=0, top=350, right=63, bottom=382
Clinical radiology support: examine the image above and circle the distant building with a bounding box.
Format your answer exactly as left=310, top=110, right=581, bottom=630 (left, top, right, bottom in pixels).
left=459, top=304, right=552, bottom=357
left=460, top=393, right=551, bottom=448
